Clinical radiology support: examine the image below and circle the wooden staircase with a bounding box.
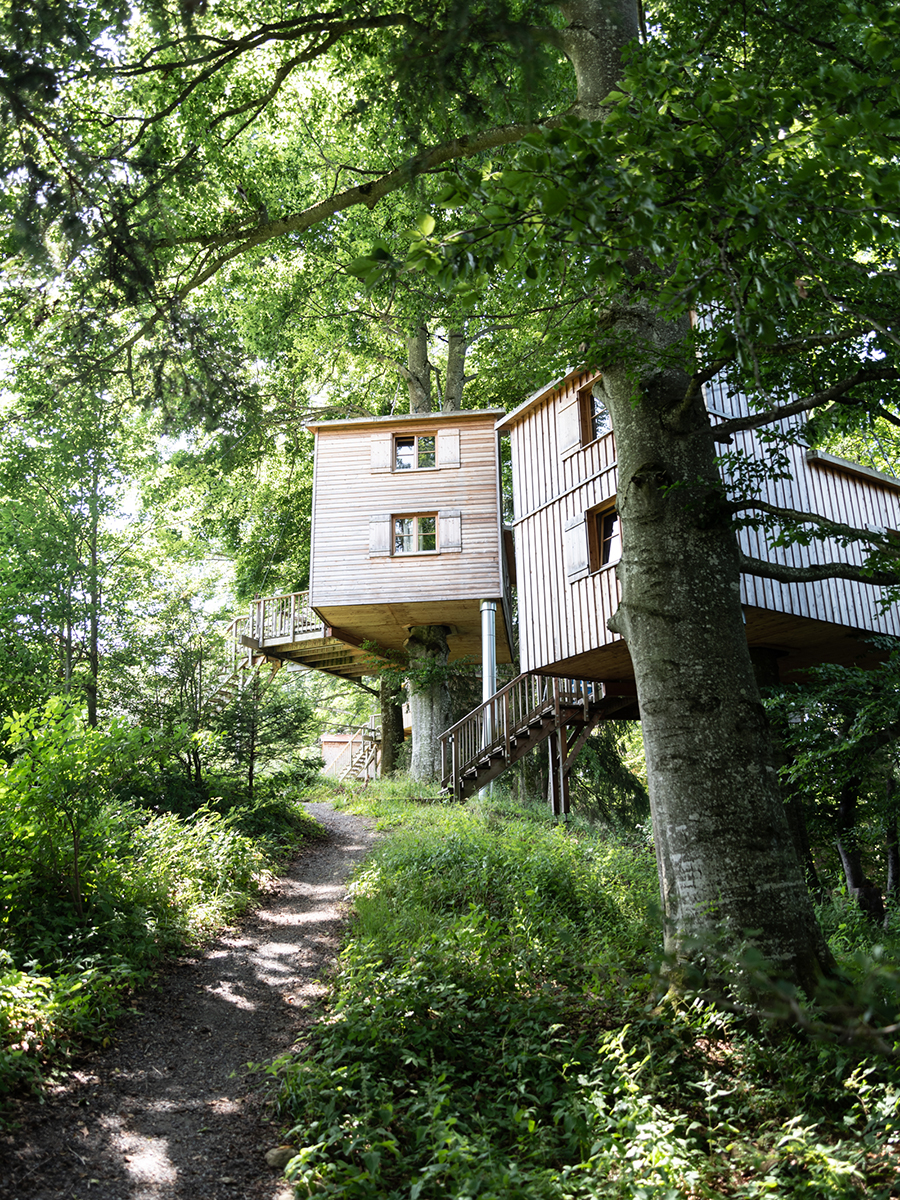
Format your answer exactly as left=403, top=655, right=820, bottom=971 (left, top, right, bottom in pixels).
left=334, top=718, right=382, bottom=782
left=204, top=635, right=284, bottom=718
left=440, top=672, right=637, bottom=812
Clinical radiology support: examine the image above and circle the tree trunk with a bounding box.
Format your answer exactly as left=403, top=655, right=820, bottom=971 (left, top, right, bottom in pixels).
left=380, top=678, right=405, bottom=776
left=886, top=777, right=899, bottom=908
left=784, top=794, right=822, bottom=898
left=836, top=778, right=885, bottom=924
left=600, top=305, right=833, bottom=989
left=444, top=331, right=467, bottom=411
left=407, top=325, right=431, bottom=412
left=554, top=0, right=833, bottom=990
left=407, top=625, right=451, bottom=782
left=85, top=466, right=100, bottom=727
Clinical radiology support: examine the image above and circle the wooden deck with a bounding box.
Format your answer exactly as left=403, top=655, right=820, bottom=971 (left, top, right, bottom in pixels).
left=227, top=591, right=389, bottom=682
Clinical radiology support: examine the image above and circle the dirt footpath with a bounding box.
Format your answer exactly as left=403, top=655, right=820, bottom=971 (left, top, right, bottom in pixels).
left=1, top=803, right=378, bottom=1200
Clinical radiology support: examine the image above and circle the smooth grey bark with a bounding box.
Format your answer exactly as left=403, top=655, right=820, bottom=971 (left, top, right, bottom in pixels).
left=598, top=304, right=833, bottom=988
left=407, top=625, right=451, bottom=782
left=444, top=331, right=467, bottom=411
left=407, top=325, right=432, bottom=412
left=552, top=0, right=833, bottom=989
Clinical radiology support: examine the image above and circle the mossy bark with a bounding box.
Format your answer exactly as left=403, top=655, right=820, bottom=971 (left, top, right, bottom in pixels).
left=408, top=625, right=451, bottom=783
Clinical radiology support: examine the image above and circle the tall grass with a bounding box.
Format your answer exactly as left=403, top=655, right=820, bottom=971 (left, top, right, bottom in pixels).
left=269, top=781, right=900, bottom=1200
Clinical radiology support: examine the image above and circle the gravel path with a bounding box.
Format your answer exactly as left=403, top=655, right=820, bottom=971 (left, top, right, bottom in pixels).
left=1, top=803, right=378, bottom=1200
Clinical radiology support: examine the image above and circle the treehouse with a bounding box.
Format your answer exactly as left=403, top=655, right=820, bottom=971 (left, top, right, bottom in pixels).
left=233, top=408, right=514, bottom=686
left=435, top=369, right=900, bottom=807
left=227, top=368, right=900, bottom=808
left=496, top=366, right=900, bottom=694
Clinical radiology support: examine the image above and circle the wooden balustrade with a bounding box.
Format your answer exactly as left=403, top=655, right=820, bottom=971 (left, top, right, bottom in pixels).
left=440, top=672, right=600, bottom=801
left=244, top=591, right=324, bottom=647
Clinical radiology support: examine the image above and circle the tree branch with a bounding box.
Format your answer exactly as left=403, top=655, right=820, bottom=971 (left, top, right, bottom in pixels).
left=739, top=552, right=900, bottom=589
left=731, top=498, right=900, bottom=554
left=711, top=368, right=900, bottom=442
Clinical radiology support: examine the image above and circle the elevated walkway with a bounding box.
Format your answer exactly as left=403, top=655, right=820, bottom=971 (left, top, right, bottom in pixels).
left=226, top=591, right=387, bottom=684
left=440, top=671, right=637, bottom=812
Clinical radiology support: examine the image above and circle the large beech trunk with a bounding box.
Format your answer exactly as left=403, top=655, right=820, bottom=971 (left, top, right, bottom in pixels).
left=599, top=309, right=833, bottom=988
left=555, top=0, right=833, bottom=990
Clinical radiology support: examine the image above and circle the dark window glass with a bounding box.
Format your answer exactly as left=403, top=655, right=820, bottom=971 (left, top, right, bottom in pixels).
left=598, top=511, right=621, bottom=566
left=395, top=437, right=415, bottom=471
left=418, top=515, right=436, bottom=551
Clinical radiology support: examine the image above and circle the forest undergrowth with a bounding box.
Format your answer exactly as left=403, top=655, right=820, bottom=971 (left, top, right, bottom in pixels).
left=0, top=700, right=326, bottom=1102
left=267, top=777, right=900, bottom=1200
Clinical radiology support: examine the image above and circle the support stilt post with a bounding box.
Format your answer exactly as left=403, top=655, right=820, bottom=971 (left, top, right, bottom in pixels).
left=480, top=600, right=497, bottom=798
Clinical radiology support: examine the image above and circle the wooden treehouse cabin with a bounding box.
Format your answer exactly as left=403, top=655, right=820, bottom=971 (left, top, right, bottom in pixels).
left=227, top=370, right=900, bottom=807
left=224, top=408, right=515, bottom=778
left=497, top=367, right=900, bottom=687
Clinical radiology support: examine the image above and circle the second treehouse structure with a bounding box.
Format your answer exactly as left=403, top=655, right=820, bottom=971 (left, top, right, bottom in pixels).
left=234, top=407, right=516, bottom=777
left=232, top=370, right=900, bottom=807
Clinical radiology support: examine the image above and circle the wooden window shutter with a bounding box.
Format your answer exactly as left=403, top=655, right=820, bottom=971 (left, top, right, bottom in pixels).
left=369, top=513, right=391, bottom=556
left=370, top=431, right=392, bottom=473
left=557, top=395, right=581, bottom=458
left=564, top=512, right=590, bottom=581
left=437, top=427, right=460, bottom=468
left=439, top=508, right=462, bottom=552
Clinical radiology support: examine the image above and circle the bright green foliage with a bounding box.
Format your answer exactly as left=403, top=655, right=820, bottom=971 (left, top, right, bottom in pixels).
left=0, top=700, right=327, bottom=1097
left=269, top=787, right=900, bottom=1199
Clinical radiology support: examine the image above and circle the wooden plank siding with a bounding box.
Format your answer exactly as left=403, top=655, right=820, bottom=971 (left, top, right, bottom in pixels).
left=705, top=375, right=900, bottom=640
left=306, top=409, right=512, bottom=662
left=500, top=367, right=900, bottom=684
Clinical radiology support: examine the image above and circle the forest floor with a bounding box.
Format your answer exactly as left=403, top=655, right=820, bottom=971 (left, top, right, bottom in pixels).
left=0, top=802, right=378, bottom=1200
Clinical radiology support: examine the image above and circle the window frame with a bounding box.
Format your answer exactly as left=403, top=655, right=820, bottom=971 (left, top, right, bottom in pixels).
left=580, top=386, right=611, bottom=446
left=394, top=433, right=437, bottom=472
left=588, top=501, right=621, bottom=572
left=392, top=512, right=439, bottom=555
left=558, top=381, right=612, bottom=460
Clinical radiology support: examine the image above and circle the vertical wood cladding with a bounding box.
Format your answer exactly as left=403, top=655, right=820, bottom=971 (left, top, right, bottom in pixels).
left=309, top=410, right=504, bottom=608
left=503, top=369, right=900, bottom=677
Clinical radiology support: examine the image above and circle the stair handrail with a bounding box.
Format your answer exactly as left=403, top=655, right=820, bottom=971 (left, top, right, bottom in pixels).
left=332, top=714, right=382, bottom=781
left=440, top=673, right=600, bottom=798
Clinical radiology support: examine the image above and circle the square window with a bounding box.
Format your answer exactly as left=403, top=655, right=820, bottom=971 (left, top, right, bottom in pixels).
left=393, top=514, right=438, bottom=554
left=395, top=434, right=436, bottom=471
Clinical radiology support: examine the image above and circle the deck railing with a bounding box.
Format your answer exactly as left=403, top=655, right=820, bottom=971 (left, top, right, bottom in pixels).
left=248, top=591, right=324, bottom=645
left=440, top=672, right=600, bottom=797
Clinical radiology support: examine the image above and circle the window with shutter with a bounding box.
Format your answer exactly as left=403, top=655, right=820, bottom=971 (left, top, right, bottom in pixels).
left=564, top=512, right=590, bottom=581
left=369, top=513, right=392, bottom=556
